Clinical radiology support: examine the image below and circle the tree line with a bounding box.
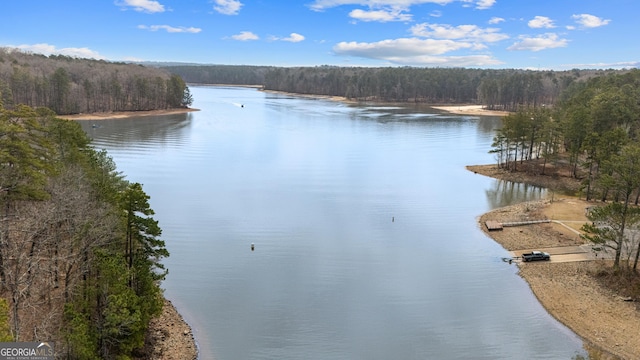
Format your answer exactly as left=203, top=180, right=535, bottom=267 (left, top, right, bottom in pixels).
left=0, top=48, right=193, bottom=115
left=0, top=103, right=168, bottom=358
left=162, top=64, right=624, bottom=111
left=489, top=69, right=640, bottom=271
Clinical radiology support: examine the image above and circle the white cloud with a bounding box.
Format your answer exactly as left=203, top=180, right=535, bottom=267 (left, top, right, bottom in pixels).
left=15, top=43, right=106, bottom=59
left=460, top=0, right=495, bottom=9
left=213, top=0, right=243, bottom=15
left=138, top=25, right=201, bottom=33
left=334, top=37, right=474, bottom=58
left=488, top=17, right=504, bottom=24
left=474, top=0, right=495, bottom=10
left=561, top=61, right=640, bottom=70
left=310, top=0, right=446, bottom=11
left=309, top=0, right=495, bottom=12
left=410, top=23, right=509, bottom=43
left=349, top=8, right=412, bottom=22
left=430, top=10, right=442, bottom=18
left=230, top=31, right=258, bottom=41
left=269, top=33, right=306, bottom=42
left=571, top=14, right=611, bottom=28
left=331, top=19, right=507, bottom=66
left=332, top=38, right=503, bottom=66
left=269, top=33, right=305, bottom=42
left=507, top=33, right=568, bottom=51
left=116, top=0, right=165, bottom=13
left=282, top=33, right=305, bottom=42
left=385, top=54, right=502, bottom=66
left=528, top=16, right=555, bottom=29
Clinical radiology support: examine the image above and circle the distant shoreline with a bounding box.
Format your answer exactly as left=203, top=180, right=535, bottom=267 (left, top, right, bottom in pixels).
left=56, top=85, right=508, bottom=120
left=259, top=88, right=354, bottom=103
left=261, top=89, right=509, bottom=117
left=259, top=87, right=510, bottom=117
left=200, top=84, right=511, bottom=117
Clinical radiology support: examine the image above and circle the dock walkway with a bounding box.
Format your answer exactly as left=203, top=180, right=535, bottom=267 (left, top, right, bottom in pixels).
left=485, top=219, right=551, bottom=231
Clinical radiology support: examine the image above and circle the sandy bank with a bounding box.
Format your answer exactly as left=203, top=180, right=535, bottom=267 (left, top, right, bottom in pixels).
left=431, top=105, right=509, bottom=117
left=58, top=108, right=199, bottom=121
left=470, top=164, right=640, bottom=360
left=260, top=91, right=510, bottom=115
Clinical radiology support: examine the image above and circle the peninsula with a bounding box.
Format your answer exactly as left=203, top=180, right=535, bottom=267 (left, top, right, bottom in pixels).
left=469, top=164, right=640, bottom=360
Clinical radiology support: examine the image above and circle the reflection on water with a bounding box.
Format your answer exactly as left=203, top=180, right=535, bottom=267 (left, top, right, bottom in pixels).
left=83, top=113, right=193, bottom=145
left=486, top=179, right=547, bottom=209
left=79, top=86, right=585, bottom=360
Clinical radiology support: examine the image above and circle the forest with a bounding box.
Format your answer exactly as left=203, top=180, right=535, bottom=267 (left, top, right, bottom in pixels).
left=162, top=64, right=626, bottom=111
left=488, top=69, right=640, bottom=271
left=0, top=48, right=192, bottom=115
left=0, top=104, right=168, bottom=358
left=0, top=49, right=630, bottom=115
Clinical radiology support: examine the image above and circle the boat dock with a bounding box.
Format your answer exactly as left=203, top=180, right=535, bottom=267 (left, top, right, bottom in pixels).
left=485, top=219, right=551, bottom=231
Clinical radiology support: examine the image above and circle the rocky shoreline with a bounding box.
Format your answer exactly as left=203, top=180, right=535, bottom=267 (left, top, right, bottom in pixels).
left=140, top=299, right=198, bottom=360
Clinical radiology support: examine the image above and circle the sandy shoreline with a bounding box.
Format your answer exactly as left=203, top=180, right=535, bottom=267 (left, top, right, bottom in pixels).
left=58, top=104, right=506, bottom=121
left=262, top=90, right=511, bottom=117
left=58, top=107, right=199, bottom=121
left=263, top=91, right=511, bottom=117
left=470, top=164, right=640, bottom=360
left=431, top=104, right=509, bottom=117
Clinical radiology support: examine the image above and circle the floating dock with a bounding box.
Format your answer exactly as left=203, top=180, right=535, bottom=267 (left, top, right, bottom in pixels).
left=485, top=220, right=503, bottom=231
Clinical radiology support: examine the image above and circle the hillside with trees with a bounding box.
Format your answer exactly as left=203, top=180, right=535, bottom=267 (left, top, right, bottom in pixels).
left=162, top=64, right=624, bottom=111
left=0, top=48, right=192, bottom=115
left=489, top=69, right=640, bottom=271
left=0, top=104, right=168, bottom=358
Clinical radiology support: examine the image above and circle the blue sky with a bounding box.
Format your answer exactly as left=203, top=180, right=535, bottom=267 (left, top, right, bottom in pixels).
left=1, top=0, right=637, bottom=69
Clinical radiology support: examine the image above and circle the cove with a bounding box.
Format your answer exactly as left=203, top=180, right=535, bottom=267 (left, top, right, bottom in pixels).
left=80, top=86, right=586, bottom=359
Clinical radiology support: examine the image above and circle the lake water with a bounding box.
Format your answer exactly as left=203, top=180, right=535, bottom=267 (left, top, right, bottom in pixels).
left=80, top=86, right=586, bottom=359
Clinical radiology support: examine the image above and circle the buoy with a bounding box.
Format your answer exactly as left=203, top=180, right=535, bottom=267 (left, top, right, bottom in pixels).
left=251, top=243, right=254, bottom=251
left=392, top=216, right=394, bottom=222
